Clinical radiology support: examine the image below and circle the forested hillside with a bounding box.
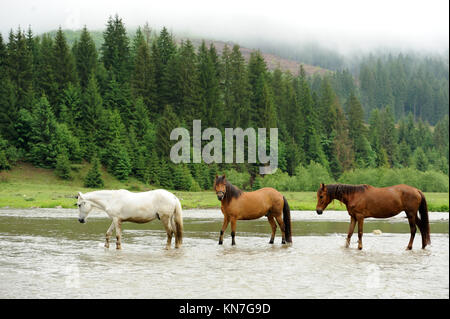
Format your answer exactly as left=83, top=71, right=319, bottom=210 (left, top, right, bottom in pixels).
left=0, top=15, right=448, bottom=192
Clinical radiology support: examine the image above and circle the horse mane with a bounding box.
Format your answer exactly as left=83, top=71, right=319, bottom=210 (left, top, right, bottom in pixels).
left=215, top=176, right=243, bottom=203
left=326, top=184, right=368, bottom=201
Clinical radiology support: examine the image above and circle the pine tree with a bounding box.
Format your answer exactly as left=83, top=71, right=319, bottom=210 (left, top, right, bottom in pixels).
left=55, top=152, right=72, bottom=180
left=52, top=27, right=77, bottom=101
left=297, top=68, right=327, bottom=167
left=34, top=34, right=58, bottom=105
left=346, top=93, right=375, bottom=167
left=157, top=27, right=176, bottom=66
left=147, top=150, right=160, bottom=185
left=260, top=78, right=277, bottom=129
left=101, top=14, right=130, bottom=82
left=149, top=39, right=163, bottom=112
left=134, top=152, right=147, bottom=182
left=72, top=25, right=97, bottom=89
left=79, top=74, right=103, bottom=158
left=413, top=147, right=428, bottom=172
left=158, top=158, right=173, bottom=189
left=7, top=28, right=34, bottom=109
left=131, top=37, right=155, bottom=109
left=160, top=48, right=181, bottom=110
left=248, top=51, right=269, bottom=126
left=378, top=106, right=398, bottom=167
left=225, top=45, right=251, bottom=127
left=197, top=41, right=222, bottom=127
left=28, top=95, right=60, bottom=167
left=103, top=76, right=133, bottom=127
left=111, top=147, right=132, bottom=181
left=0, top=33, right=18, bottom=142
left=172, top=164, right=193, bottom=190
left=177, top=40, right=202, bottom=121
left=130, top=27, right=145, bottom=64
left=0, top=150, right=10, bottom=170
left=156, top=104, right=180, bottom=158
left=84, top=157, right=104, bottom=188
left=332, top=105, right=354, bottom=176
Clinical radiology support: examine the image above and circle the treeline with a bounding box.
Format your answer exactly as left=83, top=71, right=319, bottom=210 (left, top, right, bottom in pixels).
left=0, top=15, right=448, bottom=192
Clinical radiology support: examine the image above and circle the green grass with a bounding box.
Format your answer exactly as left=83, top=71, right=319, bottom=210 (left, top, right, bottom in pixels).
left=0, top=163, right=448, bottom=211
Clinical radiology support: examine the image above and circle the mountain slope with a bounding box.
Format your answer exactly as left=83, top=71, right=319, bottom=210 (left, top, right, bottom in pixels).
left=44, top=29, right=330, bottom=76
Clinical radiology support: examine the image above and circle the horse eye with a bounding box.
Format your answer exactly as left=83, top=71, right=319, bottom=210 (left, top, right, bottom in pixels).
left=319, top=195, right=323, bottom=199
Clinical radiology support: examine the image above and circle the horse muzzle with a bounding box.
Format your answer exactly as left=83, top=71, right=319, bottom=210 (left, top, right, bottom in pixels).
left=216, top=192, right=224, bottom=201
left=316, top=209, right=323, bottom=215
left=78, top=218, right=86, bottom=223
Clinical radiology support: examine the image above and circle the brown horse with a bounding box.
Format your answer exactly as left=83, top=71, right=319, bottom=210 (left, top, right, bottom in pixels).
left=316, top=183, right=431, bottom=250
left=214, top=175, right=292, bottom=245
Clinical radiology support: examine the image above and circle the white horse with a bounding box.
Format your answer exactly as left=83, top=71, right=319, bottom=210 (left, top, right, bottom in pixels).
left=76, top=189, right=183, bottom=250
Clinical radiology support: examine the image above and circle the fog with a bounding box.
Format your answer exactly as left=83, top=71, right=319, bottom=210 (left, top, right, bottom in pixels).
left=0, top=0, right=448, bottom=55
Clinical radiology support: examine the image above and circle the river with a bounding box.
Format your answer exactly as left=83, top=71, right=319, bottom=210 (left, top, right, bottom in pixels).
left=0, top=208, right=448, bottom=299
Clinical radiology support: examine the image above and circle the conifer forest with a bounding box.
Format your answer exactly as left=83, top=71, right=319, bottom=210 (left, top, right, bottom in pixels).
left=0, top=15, right=448, bottom=192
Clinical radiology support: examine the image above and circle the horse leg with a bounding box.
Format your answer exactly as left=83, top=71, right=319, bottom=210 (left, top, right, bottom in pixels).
left=268, top=216, right=277, bottom=244
left=346, top=216, right=356, bottom=248
left=113, top=218, right=122, bottom=250
left=105, top=221, right=115, bottom=248
left=357, top=216, right=364, bottom=250
left=415, top=215, right=427, bottom=249
left=219, top=215, right=229, bottom=245
left=159, top=215, right=173, bottom=250
left=275, top=214, right=286, bottom=244
left=406, top=211, right=417, bottom=250
left=230, top=218, right=237, bottom=246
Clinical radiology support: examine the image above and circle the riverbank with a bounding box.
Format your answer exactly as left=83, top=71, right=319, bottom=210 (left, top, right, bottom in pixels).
left=0, top=163, right=448, bottom=211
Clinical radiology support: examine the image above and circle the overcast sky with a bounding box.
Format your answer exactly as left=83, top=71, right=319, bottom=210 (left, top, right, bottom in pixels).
left=0, top=0, right=448, bottom=54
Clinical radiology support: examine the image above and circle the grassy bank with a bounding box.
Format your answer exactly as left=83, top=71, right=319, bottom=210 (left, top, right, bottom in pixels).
left=0, top=163, right=448, bottom=212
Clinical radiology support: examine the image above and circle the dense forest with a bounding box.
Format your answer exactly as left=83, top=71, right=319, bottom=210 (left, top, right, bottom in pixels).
left=0, top=15, right=448, bottom=192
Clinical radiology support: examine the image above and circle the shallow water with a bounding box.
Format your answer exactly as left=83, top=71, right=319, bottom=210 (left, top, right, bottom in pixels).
left=0, top=209, right=448, bottom=299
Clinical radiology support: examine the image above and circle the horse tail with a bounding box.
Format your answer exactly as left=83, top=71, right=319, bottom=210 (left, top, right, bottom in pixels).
left=418, top=191, right=431, bottom=246
left=172, top=198, right=183, bottom=247
left=282, top=196, right=292, bottom=243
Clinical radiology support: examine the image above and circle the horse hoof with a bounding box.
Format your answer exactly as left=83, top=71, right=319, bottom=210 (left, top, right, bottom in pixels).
left=269, top=240, right=274, bottom=244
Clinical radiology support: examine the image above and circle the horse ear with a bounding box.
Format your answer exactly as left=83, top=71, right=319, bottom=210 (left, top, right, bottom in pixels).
left=78, top=192, right=83, bottom=199
left=223, top=174, right=226, bottom=179
left=215, top=174, right=218, bottom=179
left=320, top=183, right=325, bottom=190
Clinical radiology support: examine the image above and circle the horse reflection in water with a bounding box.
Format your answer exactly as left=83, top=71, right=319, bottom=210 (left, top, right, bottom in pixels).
left=315, top=183, right=431, bottom=250
left=76, top=189, right=183, bottom=250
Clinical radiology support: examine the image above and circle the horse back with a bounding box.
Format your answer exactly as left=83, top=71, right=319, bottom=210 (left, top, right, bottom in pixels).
left=224, top=187, right=284, bottom=220
left=116, top=189, right=179, bottom=216
left=352, top=184, right=422, bottom=217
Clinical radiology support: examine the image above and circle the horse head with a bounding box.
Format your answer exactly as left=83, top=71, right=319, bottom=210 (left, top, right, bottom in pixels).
left=316, top=183, right=332, bottom=215
left=76, top=192, right=94, bottom=223
left=214, top=174, right=227, bottom=201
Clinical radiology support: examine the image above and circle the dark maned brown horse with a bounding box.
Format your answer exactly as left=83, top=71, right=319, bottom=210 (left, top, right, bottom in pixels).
left=316, top=183, right=431, bottom=250
left=214, top=175, right=292, bottom=245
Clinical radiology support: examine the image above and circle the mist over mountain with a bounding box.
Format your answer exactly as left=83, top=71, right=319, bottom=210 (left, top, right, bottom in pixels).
left=1, top=0, right=448, bottom=61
